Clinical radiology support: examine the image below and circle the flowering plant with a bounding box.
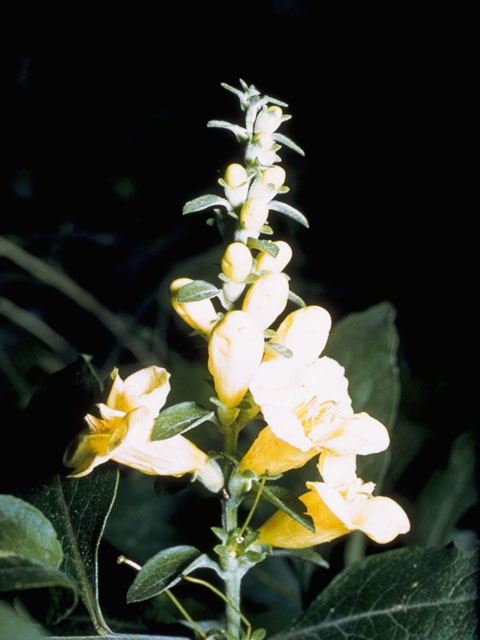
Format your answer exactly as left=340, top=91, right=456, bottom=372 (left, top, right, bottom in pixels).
left=0, top=80, right=477, bottom=640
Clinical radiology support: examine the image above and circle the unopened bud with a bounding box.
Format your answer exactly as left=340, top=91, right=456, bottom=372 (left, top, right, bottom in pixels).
left=260, top=166, right=286, bottom=189
left=222, top=242, right=253, bottom=283
left=170, top=278, right=218, bottom=335
left=239, top=198, right=269, bottom=234
left=256, top=241, right=293, bottom=273
left=254, top=105, right=283, bottom=134
left=224, top=163, right=248, bottom=188
left=208, top=310, right=264, bottom=408
left=242, top=272, right=289, bottom=331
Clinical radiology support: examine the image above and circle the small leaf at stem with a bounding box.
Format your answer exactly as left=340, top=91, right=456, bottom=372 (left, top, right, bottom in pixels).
left=183, top=194, right=231, bottom=215
left=259, top=485, right=315, bottom=532
left=152, top=402, right=215, bottom=440
left=176, top=280, right=221, bottom=303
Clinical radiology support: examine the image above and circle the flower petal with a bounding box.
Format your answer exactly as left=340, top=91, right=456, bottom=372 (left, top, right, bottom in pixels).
left=62, top=430, right=112, bottom=478
left=242, top=272, right=289, bottom=331
left=352, top=496, right=411, bottom=544
left=317, top=451, right=357, bottom=488
left=308, top=481, right=354, bottom=529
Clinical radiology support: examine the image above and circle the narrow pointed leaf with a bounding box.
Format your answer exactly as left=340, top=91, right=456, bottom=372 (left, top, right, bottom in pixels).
left=268, top=201, right=309, bottom=228
left=152, top=402, right=215, bottom=440
left=207, top=120, right=249, bottom=140
left=247, top=237, right=280, bottom=257
left=28, top=467, right=119, bottom=634
left=182, top=194, right=231, bottom=215
left=273, top=132, right=305, bottom=156
left=278, top=544, right=478, bottom=640
left=272, top=548, right=329, bottom=569
left=259, top=485, right=315, bottom=532
left=288, top=291, right=306, bottom=308
left=176, top=280, right=221, bottom=303
left=266, top=342, right=294, bottom=358
left=127, top=545, right=202, bottom=603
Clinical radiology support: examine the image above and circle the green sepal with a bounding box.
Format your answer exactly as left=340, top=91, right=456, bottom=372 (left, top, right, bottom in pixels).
left=269, top=200, right=309, bottom=228
left=211, top=527, right=229, bottom=544
left=247, top=237, right=280, bottom=257
left=151, top=402, right=215, bottom=441
left=273, top=132, right=305, bottom=156
left=288, top=290, right=306, bottom=307
left=176, top=280, right=221, bottom=303
left=127, top=545, right=202, bottom=603
left=260, top=223, right=274, bottom=235
left=251, top=629, right=267, bottom=640
left=183, top=194, right=231, bottom=215
left=259, top=485, right=315, bottom=532
left=272, top=547, right=329, bottom=568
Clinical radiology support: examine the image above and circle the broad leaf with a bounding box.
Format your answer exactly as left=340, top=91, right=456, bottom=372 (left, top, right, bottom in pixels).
left=152, top=402, right=215, bottom=440
left=260, top=485, right=314, bottom=533
left=182, top=194, right=231, bottom=215
left=0, top=555, right=77, bottom=623
left=324, top=302, right=400, bottom=486
left=127, top=545, right=202, bottom=603
left=416, top=431, right=477, bottom=546
left=268, top=201, right=309, bottom=228
left=0, top=495, right=63, bottom=568
left=176, top=279, right=221, bottom=303
left=278, top=544, right=478, bottom=640
left=29, top=467, right=119, bottom=634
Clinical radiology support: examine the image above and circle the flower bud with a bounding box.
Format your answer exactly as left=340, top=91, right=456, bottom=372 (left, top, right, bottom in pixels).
left=246, top=133, right=278, bottom=166
left=254, top=105, right=283, bottom=134
left=221, top=242, right=253, bottom=283
left=170, top=278, right=218, bottom=335
left=239, top=198, right=269, bottom=234
left=224, top=163, right=248, bottom=188
left=242, top=272, right=289, bottom=331
left=256, top=240, right=292, bottom=273
left=248, top=166, right=286, bottom=201
left=208, top=310, right=264, bottom=408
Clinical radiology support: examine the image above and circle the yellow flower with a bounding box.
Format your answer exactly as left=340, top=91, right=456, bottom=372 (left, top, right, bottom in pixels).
left=170, top=277, right=218, bottom=336
left=63, top=366, right=223, bottom=492
left=254, top=105, right=283, bottom=134
left=208, top=310, right=265, bottom=409
left=240, top=306, right=389, bottom=475
left=224, top=163, right=249, bottom=207
left=242, top=272, right=289, bottom=331
left=248, top=166, right=287, bottom=202
left=258, top=452, right=410, bottom=548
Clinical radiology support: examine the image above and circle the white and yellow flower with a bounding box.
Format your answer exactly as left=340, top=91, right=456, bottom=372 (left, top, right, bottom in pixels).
left=242, top=272, right=289, bottom=331
left=258, top=452, right=410, bottom=548
left=240, top=306, right=389, bottom=475
left=63, top=366, right=223, bottom=492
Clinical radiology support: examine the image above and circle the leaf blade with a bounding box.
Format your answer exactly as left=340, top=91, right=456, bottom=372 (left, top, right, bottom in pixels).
left=152, top=402, right=215, bottom=440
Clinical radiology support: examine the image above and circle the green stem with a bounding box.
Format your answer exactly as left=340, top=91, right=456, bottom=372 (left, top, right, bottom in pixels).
left=223, top=557, right=242, bottom=640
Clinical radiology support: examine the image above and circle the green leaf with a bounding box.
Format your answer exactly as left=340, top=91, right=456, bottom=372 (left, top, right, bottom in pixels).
left=266, top=342, right=294, bottom=358
left=268, top=201, right=309, bottom=228
left=416, top=431, right=477, bottom=546
left=279, top=544, right=479, bottom=640
left=28, top=467, right=119, bottom=635
left=0, top=495, right=63, bottom=568
left=0, top=555, right=78, bottom=622
left=127, top=545, right=202, bottom=603
left=206, top=120, right=249, bottom=141
left=152, top=402, right=215, bottom=440
left=260, top=485, right=314, bottom=533
left=272, top=132, right=305, bottom=156
left=182, top=194, right=231, bottom=215
left=324, top=302, right=400, bottom=486
left=0, top=600, right=49, bottom=640
left=176, top=280, right=221, bottom=303
left=272, top=548, right=329, bottom=569
left=287, top=291, right=306, bottom=308
left=247, top=237, right=280, bottom=257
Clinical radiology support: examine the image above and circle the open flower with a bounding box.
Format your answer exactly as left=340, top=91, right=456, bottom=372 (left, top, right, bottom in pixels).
left=258, top=452, right=410, bottom=548
left=63, top=366, right=223, bottom=492
left=240, top=306, right=389, bottom=475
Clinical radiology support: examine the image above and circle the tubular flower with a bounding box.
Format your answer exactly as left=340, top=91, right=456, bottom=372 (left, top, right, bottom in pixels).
left=254, top=105, right=283, bottom=134
left=242, top=272, right=289, bottom=331
left=208, top=310, right=265, bottom=409
left=255, top=240, right=292, bottom=274
left=170, top=277, right=218, bottom=336
left=258, top=452, right=410, bottom=548
left=240, top=306, right=389, bottom=475
left=248, top=166, right=286, bottom=202
left=63, top=366, right=223, bottom=492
